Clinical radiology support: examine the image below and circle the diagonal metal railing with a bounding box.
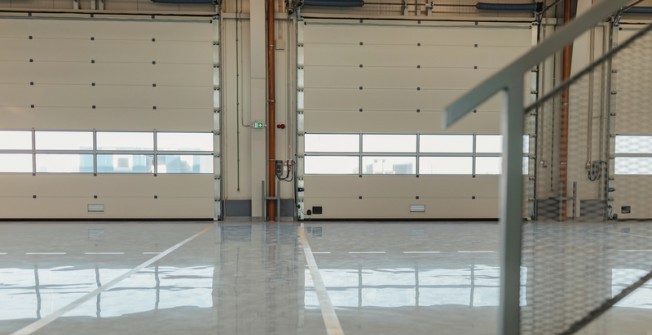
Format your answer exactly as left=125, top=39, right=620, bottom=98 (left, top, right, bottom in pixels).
left=443, top=1, right=637, bottom=334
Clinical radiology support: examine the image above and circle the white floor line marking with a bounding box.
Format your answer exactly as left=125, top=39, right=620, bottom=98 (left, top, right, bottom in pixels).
left=313, top=251, right=332, bottom=254
left=143, top=252, right=161, bottom=255
left=11, top=225, right=212, bottom=335
left=619, top=249, right=652, bottom=252
left=25, top=252, right=67, bottom=255
left=299, top=224, right=344, bottom=335
left=403, top=251, right=441, bottom=254
left=348, top=251, right=386, bottom=254
left=457, top=250, right=495, bottom=253
left=84, top=252, right=125, bottom=255
left=0, top=252, right=7, bottom=255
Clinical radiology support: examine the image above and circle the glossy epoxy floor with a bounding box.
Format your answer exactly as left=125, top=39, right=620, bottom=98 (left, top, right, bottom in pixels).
left=0, top=221, right=650, bottom=335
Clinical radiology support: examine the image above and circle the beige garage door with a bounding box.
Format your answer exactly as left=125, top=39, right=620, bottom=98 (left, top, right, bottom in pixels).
left=296, top=19, right=533, bottom=219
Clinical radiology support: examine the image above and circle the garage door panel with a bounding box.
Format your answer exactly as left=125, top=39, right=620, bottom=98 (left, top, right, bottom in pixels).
left=304, top=88, right=503, bottom=114
left=613, top=176, right=652, bottom=219
left=0, top=62, right=211, bottom=87
left=305, top=175, right=499, bottom=198
left=0, top=39, right=210, bottom=65
left=0, top=85, right=211, bottom=109
left=0, top=175, right=213, bottom=197
left=304, top=197, right=498, bottom=219
left=304, top=66, right=499, bottom=90
left=304, top=109, right=500, bottom=133
left=611, top=25, right=652, bottom=219
left=300, top=20, right=531, bottom=219
left=0, top=20, right=213, bottom=40
left=0, top=175, right=213, bottom=218
left=0, top=197, right=213, bottom=219
left=0, top=18, right=217, bottom=219
left=0, top=106, right=212, bottom=131
left=304, top=44, right=521, bottom=68
left=304, top=22, right=530, bottom=46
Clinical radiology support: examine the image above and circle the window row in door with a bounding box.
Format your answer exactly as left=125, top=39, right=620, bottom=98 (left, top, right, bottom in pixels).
left=303, top=133, right=529, bottom=175
left=615, top=135, right=652, bottom=175
left=0, top=130, right=215, bottom=174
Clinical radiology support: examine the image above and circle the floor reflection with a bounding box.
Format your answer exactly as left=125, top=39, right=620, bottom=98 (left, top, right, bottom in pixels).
left=0, top=221, right=650, bottom=335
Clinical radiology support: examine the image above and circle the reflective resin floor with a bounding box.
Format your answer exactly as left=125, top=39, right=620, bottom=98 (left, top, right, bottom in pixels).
left=0, top=221, right=650, bottom=335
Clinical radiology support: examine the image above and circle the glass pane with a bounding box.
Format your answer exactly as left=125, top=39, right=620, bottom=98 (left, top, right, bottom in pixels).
left=304, top=156, right=358, bottom=174
left=0, top=154, right=32, bottom=172
left=305, top=134, right=359, bottom=153
left=476, top=135, right=502, bottom=153
left=97, top=132, right=153, bottom=151
left=157, top=133, right=213, bottom=152
left=97, top=154, right=153, bottom=173
left=0, top=131, right=32, bottom=150
left=36, top=154, right=93, bottom=173
left=615, top=136, right=652, bottom=154
left=419, top=157, right=472, bottom=174
left=35, top=131, right=93, bottom=150
left=157, top=155, right=213, bottom=174
left=363, top=135, right=416, bottom=153
left=420, top=135, right=472, bottom=153
left=615, top=157, right=652, bottom=175
left=476, top=157, right=501, bottom=175
left=362, top=156, right=415, bottom=174
left=475, top=157, right=528, bottom=175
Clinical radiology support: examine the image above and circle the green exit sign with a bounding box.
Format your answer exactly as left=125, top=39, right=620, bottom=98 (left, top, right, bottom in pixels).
left=252, top=121, right=265, bottom=129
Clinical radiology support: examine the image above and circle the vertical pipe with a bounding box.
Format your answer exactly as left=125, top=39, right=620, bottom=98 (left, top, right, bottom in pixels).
left=499, top=81, right=524, bottom=335
left=559, top=0, right=572, bottom=221
left=267, top=0, right=277, bottom=221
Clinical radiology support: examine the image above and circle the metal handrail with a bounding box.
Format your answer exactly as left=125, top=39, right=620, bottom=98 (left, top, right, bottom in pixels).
left=443, top=1, right=636, bottom=335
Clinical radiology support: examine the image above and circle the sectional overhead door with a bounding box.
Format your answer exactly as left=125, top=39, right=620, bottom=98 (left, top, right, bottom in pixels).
left=0, top=17, right=220, bottom=219
left=611, top=24, right=652, bottom=219
left=297, top=19, right=533, bottom=219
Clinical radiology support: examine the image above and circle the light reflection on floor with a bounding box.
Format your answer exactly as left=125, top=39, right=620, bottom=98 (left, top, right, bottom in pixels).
left=0, top=221, right=650, bottom=335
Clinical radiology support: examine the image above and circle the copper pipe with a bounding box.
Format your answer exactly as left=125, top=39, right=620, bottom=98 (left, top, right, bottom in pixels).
left=559, top=0, right=572, bottom=221
left=266, top=0, right=277, bottom=221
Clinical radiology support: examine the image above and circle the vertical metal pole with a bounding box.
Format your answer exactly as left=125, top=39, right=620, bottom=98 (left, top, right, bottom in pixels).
left=559, top=0, right=573, bottom=222
left=266, top=0, right=278, bottom=221
left=499, top=80, right=524, bottom=335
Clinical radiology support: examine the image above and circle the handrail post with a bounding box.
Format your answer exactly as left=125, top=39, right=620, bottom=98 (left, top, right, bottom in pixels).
left=500, top=80, right=524, bottom=335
